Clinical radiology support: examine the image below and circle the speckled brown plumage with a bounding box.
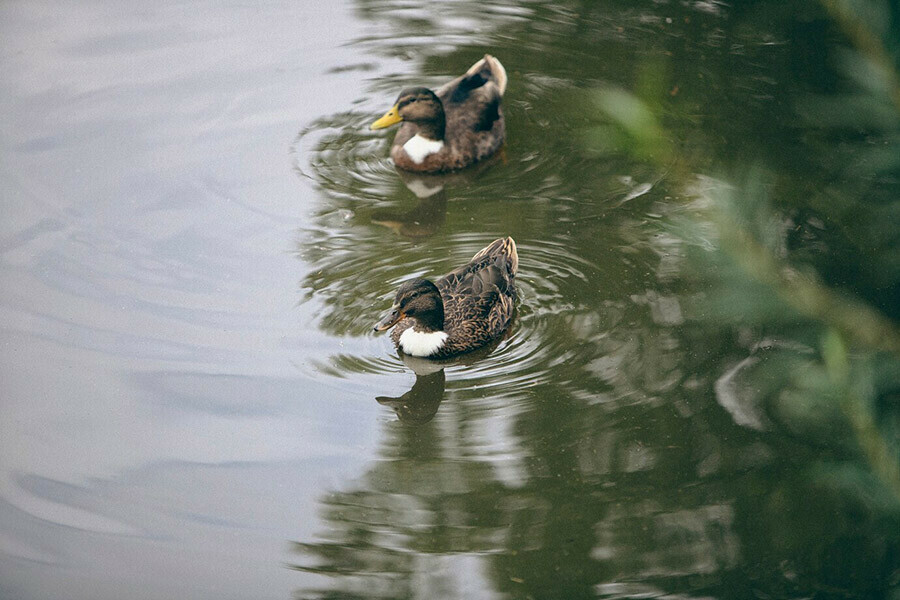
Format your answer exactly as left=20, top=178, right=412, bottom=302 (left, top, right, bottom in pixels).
left=388, top=237, right=518, bottom=358
left=385, top=55, right=507, bottom=173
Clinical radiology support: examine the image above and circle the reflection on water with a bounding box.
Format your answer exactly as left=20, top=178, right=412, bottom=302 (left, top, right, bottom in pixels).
left=1, top=0, right=898, bottom=598
left=376, top=369, right=445, bottom=425
left=371, top=190, right=447, bottom=238
left=293, top=0, right=900, bottom=599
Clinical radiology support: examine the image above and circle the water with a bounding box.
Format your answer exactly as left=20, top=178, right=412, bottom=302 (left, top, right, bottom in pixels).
left=2, top=1, right=898, bottom=599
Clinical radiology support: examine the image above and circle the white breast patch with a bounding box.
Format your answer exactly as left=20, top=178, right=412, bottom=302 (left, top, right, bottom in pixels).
left=399, top=328, right=448, bottom=357
left=402, top=135, right=444, bottom=164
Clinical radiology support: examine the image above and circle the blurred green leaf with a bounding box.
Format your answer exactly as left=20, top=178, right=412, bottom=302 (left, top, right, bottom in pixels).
left=590, top=87, right=672, bottom=162
left=823, top=329, right=850, bottom=385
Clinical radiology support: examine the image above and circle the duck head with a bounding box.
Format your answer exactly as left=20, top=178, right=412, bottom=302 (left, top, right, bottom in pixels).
left=370, top=88, right=446, bottom=141
left=374, top=278, right=444, bottom=333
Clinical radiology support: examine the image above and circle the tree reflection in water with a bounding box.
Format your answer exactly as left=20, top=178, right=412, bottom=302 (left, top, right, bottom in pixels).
left=291, top=0, right=900, bottom=598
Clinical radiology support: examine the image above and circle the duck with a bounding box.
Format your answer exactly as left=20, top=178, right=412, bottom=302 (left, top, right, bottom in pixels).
left=374, top=237, right=518, bottom=358
left=370, top=55, right=508, bottom=173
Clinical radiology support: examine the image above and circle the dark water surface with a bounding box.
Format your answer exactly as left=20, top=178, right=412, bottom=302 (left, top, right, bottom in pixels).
left=2, top=1, right=898, bottom=599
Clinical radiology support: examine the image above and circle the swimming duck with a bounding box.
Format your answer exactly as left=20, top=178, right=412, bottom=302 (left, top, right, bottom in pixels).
left=370, top=55, right=508, bottom=173
left=374, top=237, right=518, bottom=358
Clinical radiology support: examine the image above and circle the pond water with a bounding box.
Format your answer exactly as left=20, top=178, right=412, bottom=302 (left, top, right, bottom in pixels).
left=2, top=1, right=898, bottom=599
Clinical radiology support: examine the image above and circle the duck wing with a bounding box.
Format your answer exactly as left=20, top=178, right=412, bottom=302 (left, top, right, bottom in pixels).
left=436, top=237, right=518, bottom=346
left=438, top=55, right=507, bottom=101
left=439, top=237, right=517, bottom=291
left=437, top=55, right=507, bottom=134
left=467, top=235, right=518, bottom=276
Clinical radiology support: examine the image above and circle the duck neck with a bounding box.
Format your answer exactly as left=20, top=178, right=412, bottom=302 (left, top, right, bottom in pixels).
left=414, top=111, right=445, bottom=142
left=413, top=305, right=444, bottom=333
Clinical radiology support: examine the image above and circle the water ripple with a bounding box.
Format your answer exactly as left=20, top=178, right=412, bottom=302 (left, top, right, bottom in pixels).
left=291, top=8, right=679, bottom=427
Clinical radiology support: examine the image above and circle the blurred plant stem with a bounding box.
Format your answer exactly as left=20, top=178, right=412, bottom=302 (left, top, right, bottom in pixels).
left=593, top=80, right=900, bottom=354
left=824, top=329, right=900, bottom=501
left=689, top=152, right=900, bottom=506
left=589, top=0, right=900, bottom=503
left=710, top=193, right=900, bottom=354
left=820, top=0, right=900, bottom=111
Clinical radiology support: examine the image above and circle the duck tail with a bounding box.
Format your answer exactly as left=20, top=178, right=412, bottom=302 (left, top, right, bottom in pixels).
left=485, top=55, right=508, bottom=96
left=465, top=54, right=508, bottom=96
left=503, top=236, right=518, bottom=275
left=472, top=236, right=518, bottom=276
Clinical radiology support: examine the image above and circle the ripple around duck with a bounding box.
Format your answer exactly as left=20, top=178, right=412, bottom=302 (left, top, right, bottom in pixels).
left=292, top=115, right=400, bottom=205
left=292, top=19, right=675, bottom=419
left=298, top=230, right=616, bottom=414
left=294, top=100, right=668, bottom=403
left=292, top=69, right=620, bottom=213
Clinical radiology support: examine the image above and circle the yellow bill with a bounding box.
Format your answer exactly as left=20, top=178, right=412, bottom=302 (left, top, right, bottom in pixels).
left=371, top=104, right=402, bottom=129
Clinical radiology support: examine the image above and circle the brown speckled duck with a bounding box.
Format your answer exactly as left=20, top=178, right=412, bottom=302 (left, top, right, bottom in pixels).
left=370, top=55, right=507, bottom=173
left=374, top=237, right=518, bottom=358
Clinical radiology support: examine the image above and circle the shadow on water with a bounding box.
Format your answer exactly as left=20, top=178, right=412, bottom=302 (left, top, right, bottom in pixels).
left=291, top=0, right=900, bottom=598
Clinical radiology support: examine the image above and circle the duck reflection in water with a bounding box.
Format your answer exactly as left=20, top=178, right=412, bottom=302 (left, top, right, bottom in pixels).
left=375, top=331, right=512, bottom=425
left=376, top=355, right=446, bottom=424
left=370, top=171, right=448, bottom=239
left=371, top=154, right=503, bottom=239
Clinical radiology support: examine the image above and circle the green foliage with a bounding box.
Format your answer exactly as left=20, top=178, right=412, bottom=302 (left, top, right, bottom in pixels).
left=583, top=0, right=900, bottom=508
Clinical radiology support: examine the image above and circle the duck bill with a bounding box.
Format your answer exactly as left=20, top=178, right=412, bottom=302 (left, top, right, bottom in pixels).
left=371, top=104, right=402, bottom=130
left=374, top=306, right=403, bottom=331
